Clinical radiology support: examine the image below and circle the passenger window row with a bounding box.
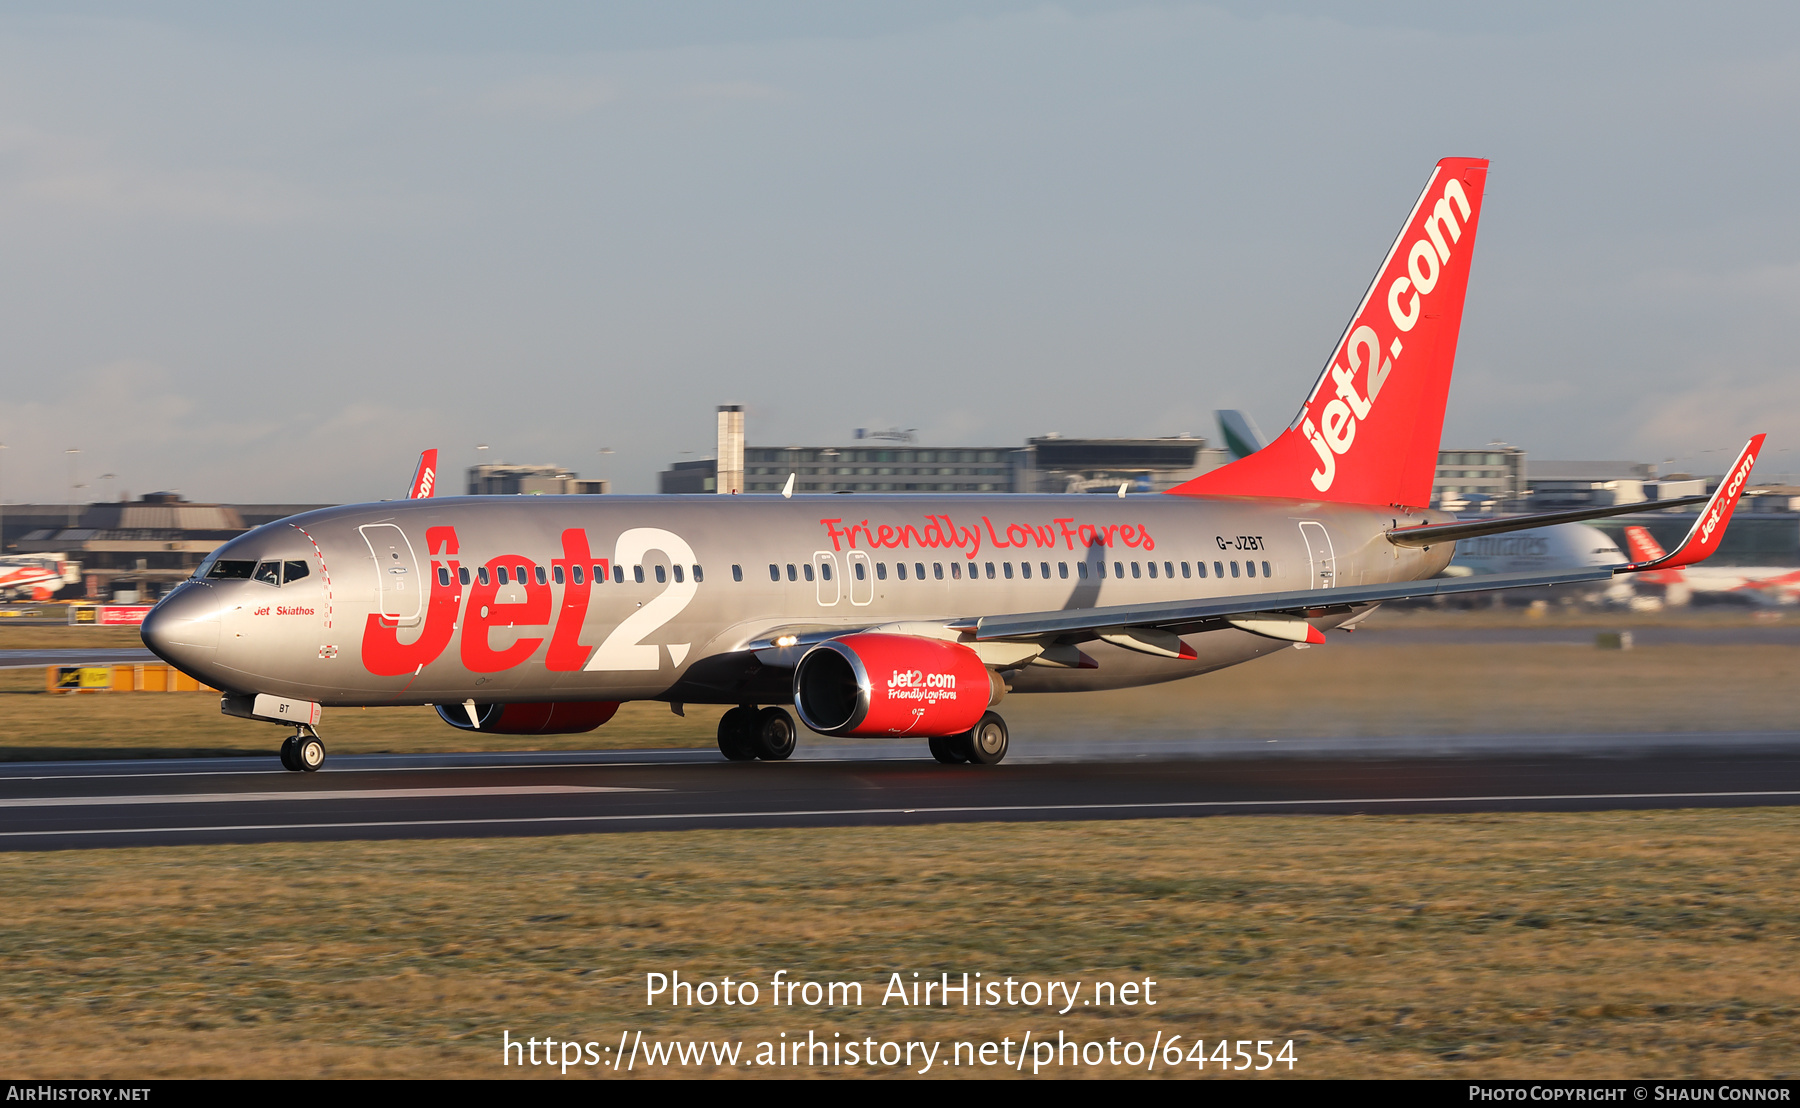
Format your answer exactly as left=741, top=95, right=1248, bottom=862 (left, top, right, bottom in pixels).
left=230, top=553, right=1278, bottom=592
left=441, top=563, right=707, bottom=587
left=755, top=559, right=1277, bottom=583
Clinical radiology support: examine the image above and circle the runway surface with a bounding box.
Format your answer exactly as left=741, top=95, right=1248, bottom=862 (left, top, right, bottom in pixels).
left=0, top=647, right=159, bottom=669
left=3, top=732, right=1797, bottom=851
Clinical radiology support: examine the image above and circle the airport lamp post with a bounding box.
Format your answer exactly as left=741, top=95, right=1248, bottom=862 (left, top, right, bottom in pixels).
left=0, top=442, right=7, bottom=554
left=64, top=448, right=80, bottom=530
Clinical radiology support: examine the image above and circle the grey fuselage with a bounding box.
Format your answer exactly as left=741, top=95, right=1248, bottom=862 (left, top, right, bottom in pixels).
left=142, top=493, right=1451, bottom=711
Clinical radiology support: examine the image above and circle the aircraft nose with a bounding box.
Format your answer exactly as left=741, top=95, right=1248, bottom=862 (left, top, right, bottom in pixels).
left=141, top=582, right=222, bottom=678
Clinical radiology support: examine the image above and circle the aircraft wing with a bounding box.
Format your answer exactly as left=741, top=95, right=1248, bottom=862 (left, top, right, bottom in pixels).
left=970, top=566, right=1614, bottom=643
left=1385, top=495, right=1708, bottom=548
left=977, top=435, right=1767, bottom=646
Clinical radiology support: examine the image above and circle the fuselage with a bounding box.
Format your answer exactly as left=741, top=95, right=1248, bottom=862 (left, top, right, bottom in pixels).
left=143, top=493, right=1451, bottom=709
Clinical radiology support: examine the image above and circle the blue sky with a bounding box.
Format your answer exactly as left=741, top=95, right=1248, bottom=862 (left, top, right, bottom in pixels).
left=2, top=2, right=1797, bottom=500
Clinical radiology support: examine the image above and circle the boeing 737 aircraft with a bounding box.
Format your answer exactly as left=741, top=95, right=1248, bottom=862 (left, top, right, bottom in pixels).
left=142, top=158, right=1765, bottom=771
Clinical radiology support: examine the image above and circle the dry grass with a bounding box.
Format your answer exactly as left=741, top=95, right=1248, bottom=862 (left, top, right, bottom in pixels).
left=1, top=811, right=1795, bottom=1079
left=2, top=612, right=1796, bottom=759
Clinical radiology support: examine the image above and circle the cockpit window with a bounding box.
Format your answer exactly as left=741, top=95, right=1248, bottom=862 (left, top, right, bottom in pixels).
left=253, top=561, right=280, bottom=586
left=283, top=560, right=310, bottom=584
left=206, top=560, right=257, bottom=580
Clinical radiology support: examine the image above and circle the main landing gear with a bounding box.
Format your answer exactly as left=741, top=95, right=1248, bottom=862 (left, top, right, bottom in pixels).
left=717, top=705, right=798, bottom=762
left=279, top=725, right=326, bottom=773
left=928, top=711, right=1010, bottom=766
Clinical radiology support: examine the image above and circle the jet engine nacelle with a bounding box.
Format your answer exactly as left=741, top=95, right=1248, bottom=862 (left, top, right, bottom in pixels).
left=434, top=700, right=620, bottom=734
left=793, top=633, right=1001, bottom=737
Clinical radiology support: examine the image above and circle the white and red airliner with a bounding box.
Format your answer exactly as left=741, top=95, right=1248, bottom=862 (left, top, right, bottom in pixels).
left=1624, top=526, right=1800, bottom=606
left=0, top=554, right=78, bottom=601
left=142, top=158, right=1765, bottom=771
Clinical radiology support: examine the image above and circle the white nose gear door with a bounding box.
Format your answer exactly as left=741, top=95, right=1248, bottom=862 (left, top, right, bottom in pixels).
left=1299, top=521, right=1336, bottom=589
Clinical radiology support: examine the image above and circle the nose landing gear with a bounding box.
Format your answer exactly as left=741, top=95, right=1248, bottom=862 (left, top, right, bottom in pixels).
left=278, top=725, right=326, bottom=772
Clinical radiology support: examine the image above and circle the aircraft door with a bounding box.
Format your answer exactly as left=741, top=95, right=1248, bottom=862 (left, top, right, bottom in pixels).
left=359, top=524, right=423, bottom=626
left=847, top=551, right=873, bottom=606
left=1299, top=521, right=1336, bottom=589
left=813, top=552, right=840, bottom=606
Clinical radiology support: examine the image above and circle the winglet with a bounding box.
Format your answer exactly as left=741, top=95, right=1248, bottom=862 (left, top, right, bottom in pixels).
left=1622, top=435, right=1765, bottom=573
left=407, top=450, right=439, bottom=499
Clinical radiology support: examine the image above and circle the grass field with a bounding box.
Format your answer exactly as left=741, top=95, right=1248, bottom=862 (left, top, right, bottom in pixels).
left=1, top=810, right=1795, bottom=1079
left=2, top=608, right=1795, bottom=759
left=3, top=611, right=1796, bottom=1079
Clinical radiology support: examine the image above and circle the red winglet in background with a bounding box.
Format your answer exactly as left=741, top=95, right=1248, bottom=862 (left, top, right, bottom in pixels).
left=1168, top=157, right=1490, bottom=510
left=407, top=449, right=438, bottom=500
left=1622, top=435, right=1766, bottom=573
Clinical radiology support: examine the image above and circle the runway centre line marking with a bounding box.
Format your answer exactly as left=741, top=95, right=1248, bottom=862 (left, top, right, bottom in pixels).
left=0, top=785, right=655, bottom=809
left=3, top=789, right=1797, bottom=837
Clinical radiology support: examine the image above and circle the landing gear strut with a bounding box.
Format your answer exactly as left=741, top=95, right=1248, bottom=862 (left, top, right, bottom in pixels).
left=930, top=712, right=1009, bottom=766
left=279, top=725, right=326, bottom=773
left=716, top=705, right=798, bottom=761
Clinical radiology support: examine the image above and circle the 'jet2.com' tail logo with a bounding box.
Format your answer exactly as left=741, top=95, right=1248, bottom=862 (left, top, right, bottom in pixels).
left=1301, top=175, right=1474, bottom=492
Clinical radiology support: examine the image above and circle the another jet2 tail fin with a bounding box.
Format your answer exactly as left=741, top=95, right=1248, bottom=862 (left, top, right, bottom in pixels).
left=1622, top=525, right=1669, bottom=563
left=1169, top=157, right=1491, bottom=509
left=1622, top=525, right=1685, bottom=586
left=407, top=450, right=438, bottom=500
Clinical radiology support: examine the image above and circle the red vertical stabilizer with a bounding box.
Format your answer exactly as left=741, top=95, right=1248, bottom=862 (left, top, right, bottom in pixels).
left=1168, top=157, right=1490, bottom=509
left=407, top=449, right=439, bottom=500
